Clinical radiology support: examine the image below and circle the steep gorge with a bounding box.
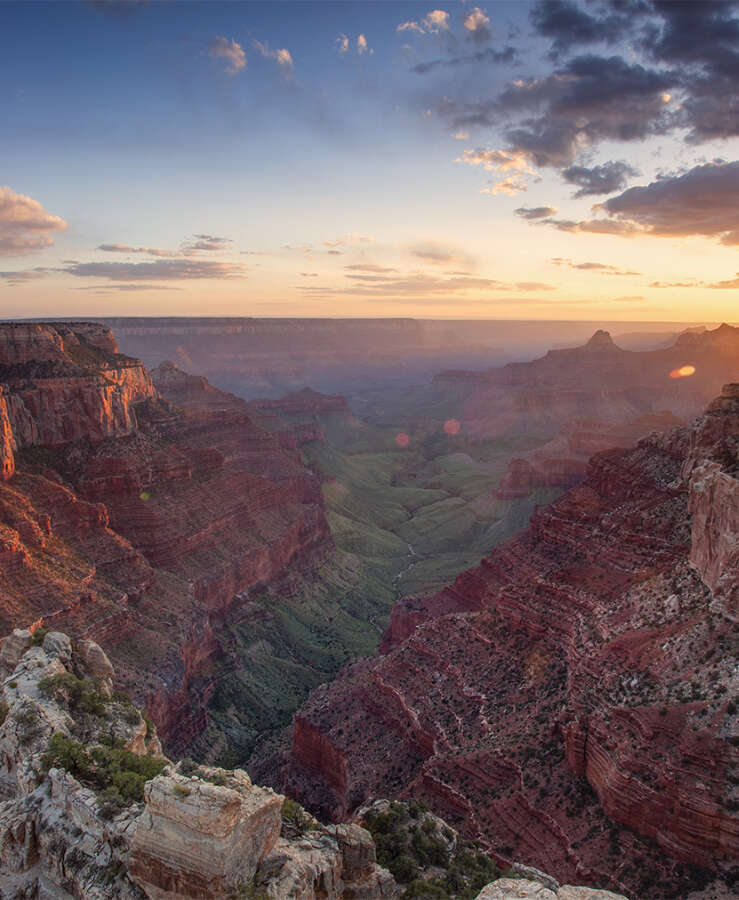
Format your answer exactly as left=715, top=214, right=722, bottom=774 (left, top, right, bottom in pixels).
left=283, top=384, right=739, bottom=899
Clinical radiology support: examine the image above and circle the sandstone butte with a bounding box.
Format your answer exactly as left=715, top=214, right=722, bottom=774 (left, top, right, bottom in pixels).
left=0, top=322, right=334, bottom=755
left=283, top=384, right=739, bottom=899
left=436, top=324, right=739, bottom=500
left=0, top=628, right=631, bottom=900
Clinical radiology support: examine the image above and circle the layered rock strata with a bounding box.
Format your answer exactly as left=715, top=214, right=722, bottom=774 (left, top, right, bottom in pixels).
left=284, top=386, right=739, bottom=899
left=0, top=323, right=333, bottom=753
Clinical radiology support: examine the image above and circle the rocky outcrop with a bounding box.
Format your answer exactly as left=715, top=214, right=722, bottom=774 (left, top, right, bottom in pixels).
left=284, top=386, right=739, bottom=899
left=475, top=882, right=626, bottom=900
left=0, top=634, right=397, bottom=899
left=0, top=322, right=158, bottom=451
left=129, top=769, right=283, bottom=898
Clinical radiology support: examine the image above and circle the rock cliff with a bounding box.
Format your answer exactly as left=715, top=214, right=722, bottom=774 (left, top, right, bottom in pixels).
left=0, top=322, right=333, bottom=755
left=284, top=386, right=739, bottom=899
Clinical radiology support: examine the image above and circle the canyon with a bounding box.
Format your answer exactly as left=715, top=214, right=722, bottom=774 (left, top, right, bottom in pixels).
left=0, top=319, right=736, bottom=898
left=282, top=383, right=739, bottom=899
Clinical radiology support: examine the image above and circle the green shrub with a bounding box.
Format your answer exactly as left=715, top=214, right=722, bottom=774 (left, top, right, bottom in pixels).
left=39, top=673, right=108, bottom=716
left=42, top=732, right=166, bottom=810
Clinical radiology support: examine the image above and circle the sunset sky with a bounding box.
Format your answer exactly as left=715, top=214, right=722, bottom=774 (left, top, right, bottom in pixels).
left=1, top=0, right=738, bottom=321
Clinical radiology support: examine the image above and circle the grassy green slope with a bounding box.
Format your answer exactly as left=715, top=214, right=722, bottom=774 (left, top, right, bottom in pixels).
left=198, top=402, right=560, bottom=767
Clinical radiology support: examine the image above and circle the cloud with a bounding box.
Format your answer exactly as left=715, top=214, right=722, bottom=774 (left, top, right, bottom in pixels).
left=0, top=186, right=68, bottom=256
left=299, top=269, right=555, bottom=298
left=457, top=148, right=537, bottom=194
left=398, top=10, right=450, bottom=34
left=551, top=257, right=642, bottom=276
left=184, top=233, right=233, bottom=252
left=562, top=160, right=639, bottom=197
left=598, top=160, right=739, bottom=244
left=649, top=279, right=703, bottom=288
left=706, top=273, right=739, bottom=289
left=97, top=243, right=179, bottom=257
left=641, top=1, right=739, bottom=142
left=62, top=259, right=246, bottom=281
left=514, top=206, right=557, bottom=220
left=322, top=233, right=375, bottom=247
left=357, top=34, right=372, bottom=55
left=463, top=7, right=492, bottom=44
left=300, top=272, right=319, bottom=277
left=344, top=264, right=399, bottom=273
left=411, top=45, right=517, bottom=74
left=253, top=40, right=293, bottom=71
left=335, top=34, right=349, bottom=54
left=0, top=267, right=51, bottom=285
left=530, top=1, right=631, bottom=57
left=97, top=234, right=233, bottom=257
left=76, top=283, right=181, bottom=292
left=408, top=240, right=475, bottom=268
left=439, top=54, right=674, bottom=168
left=610, top=295, right=645, bottom=302
left=539, top=217, right=644, bottom=236
left=209, top=36, right=246, bottom=75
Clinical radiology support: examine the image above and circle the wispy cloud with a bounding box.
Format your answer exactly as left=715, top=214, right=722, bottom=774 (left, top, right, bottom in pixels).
left=551, top=258, right=641, bottom=276
left=457, top=148, right=537, bottom=195
left=0, top=186, right=68, bottom=255
left=398, top=10, right=450, bottom=35
left=209, top=36, right=246, bottom=75
left=253, top=40, right=294, bottom=72
left=62, top=259, right=247, bottom=281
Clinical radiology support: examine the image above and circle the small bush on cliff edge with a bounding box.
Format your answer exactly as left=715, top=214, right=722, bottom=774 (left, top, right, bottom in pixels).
left=362, top=800, right=499, bottom=898
left=42, top=733, right=166, bottom=813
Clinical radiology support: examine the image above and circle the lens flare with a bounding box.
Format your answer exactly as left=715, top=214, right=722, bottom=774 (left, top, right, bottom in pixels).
left=395, top=432, right=410, bottom=448
left=139, top=491, right=151, bottom=501
left=443, top=418, right=461, bottom=435
left=669, top=365, right=696, bottom=379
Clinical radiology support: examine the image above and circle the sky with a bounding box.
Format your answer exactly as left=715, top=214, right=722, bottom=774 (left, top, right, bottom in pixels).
left=1, top=0, right=738, bottom=321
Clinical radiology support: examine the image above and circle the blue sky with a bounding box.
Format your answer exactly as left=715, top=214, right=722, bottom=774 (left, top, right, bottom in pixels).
left=1, top=1, right=738, bottom=320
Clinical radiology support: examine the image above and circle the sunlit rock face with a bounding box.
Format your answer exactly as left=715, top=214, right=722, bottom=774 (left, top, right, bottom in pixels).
left=0, top=322, right=333, bottom=756
left=285, top=385, right=739, bottom=899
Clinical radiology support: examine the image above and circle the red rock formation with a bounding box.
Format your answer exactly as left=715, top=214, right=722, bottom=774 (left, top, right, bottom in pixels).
left=0, top=323, right=333, bottom=755
left=284, top=385, right=739, bottom=899
left=0, top=387, right=14, bottom=481
left=436, top=324, right=739, bottom=445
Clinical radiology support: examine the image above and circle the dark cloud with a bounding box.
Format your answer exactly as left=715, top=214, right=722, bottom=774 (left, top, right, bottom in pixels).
left=412, top=46, right=518, bottom=75
left=62, top=259, right=247, bottom=281
left=599, top=160, right=739, bottom=244
left=440, top=54, right=674, bottom=166
left=562, top=160, right=639, bottom=196
left=514, top=206, right=558, bottom=219
left=530, top=1, right=633, bottom=55
left=649, top=279, right=703, bottom=288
